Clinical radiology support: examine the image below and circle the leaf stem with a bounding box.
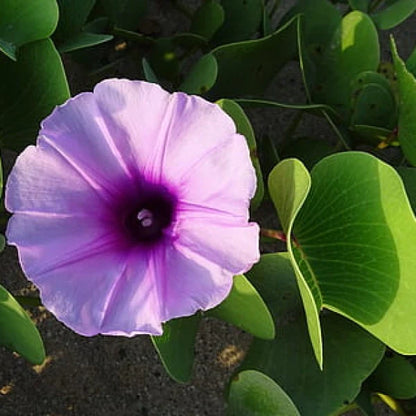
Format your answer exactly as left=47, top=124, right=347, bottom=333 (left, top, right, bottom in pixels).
left=112, top=27, right=154, bottom=45
left=260, top=228, right=287, bottom=242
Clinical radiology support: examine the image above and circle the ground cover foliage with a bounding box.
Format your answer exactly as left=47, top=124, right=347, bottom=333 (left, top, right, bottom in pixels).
left=2, top=0, right=416, bottom=415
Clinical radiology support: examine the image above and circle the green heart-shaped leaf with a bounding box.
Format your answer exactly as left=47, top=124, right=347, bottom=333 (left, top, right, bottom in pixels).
left=310, top=11, right=379, bottom=119
left=268, top=160, right=323, bottom=365
left=283, top=0, right=341, bottom=51
left=141, top=57, right=159, bottom=83
left=290, top=0, right=341, bottom=101
left=207, top=275, right=275, bottom=340
left=407, top=45, right=416, bottom=77
left=211, top=0, right=263, bottom=45
left=391, top=36, right=416, bottom=166
left=151, top=314, right=201, bottom=383
left=209, top=15, right=298, bottom=98
left=227, top=370, right=301, bottom=416
left=397, top=167, right=416, bottom=212
left=348, top=0, right=370, bottom=11
left=366, top=352, right=416, bottom=399
left=242, top=253, right=385, bottom=416
left=270, top=152, right=416, bottom=368
left=53, top=0, right=113, bottom=53
left=190, top=0, right=224, bottom=40
left=217, top=99, right=264, bottom=210
left=350, top=125, right=393, bottom=146
left=0, top=284, right=45, bottom=364
left=371, top=0, right=416, bottom=30
left=179, top=54, right=218, bottom=95
left=280, top=137, right=335, bottom=170
left=58, top=31, right=113, bottom=53
left=355, top=386, right=376, bottom=416
left=350, top=83, right=396, bottom=128
left=0, top=39, right=70, bottom=151
left=0, top=0, right=58, bottom=60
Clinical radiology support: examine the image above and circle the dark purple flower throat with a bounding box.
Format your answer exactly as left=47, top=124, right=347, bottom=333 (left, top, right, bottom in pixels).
left=120, top=182, right=177, bottom=245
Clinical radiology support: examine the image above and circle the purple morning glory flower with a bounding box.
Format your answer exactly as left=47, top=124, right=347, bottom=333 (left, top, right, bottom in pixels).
left=5, top=79, right=260, bottom=337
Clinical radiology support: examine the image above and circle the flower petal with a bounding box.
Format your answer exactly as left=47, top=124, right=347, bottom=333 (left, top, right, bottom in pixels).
left=6, top=78, right=260, bottom=338
left=40, top=90, right=136, bottom=198
left=5, top=142, right=107, bottom=215
left=6, top=213, right=118, bottom=279
left=174, top=219, right=260, bottom=275
left=161, top=244, right=233, bottom=318
left=175, top=133, right=256, bottom=219
left=93, top=81, right=241, bottom=187
left=99, top=247, right=163, bottom=336
left=92, top=79, right=171, bottom=179
left=34, top=247, right=127, bottom=336
left=100, top=243, right=234, bottom=335
left=155, top=93, right=238, bottom=182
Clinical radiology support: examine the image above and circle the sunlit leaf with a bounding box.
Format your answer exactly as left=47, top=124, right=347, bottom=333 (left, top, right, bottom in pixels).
left=268, top=160, right=322, bottom=365
left=227, top=370, right=300, bottom=416
left=274, top=152, right=416, bottom=358
left=310, top=11, right=380, bottom=119
left=0, top=0, right=58, bottom=60
left=151, top=314, right=200, bottom=383
left=0, top=284, right=45, bottom=364
left=242, top=253, right=385, bottom=416
left=0, top=39, right=70, bottom=151
left=391, top=36, right=416, bottom=166
left=217, top=99, right=264, bottom=210
left=207, top=275, right=275, bottom=340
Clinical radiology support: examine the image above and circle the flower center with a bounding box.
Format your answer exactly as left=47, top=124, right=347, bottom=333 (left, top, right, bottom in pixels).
left=122, top=186, right=176, bottom=244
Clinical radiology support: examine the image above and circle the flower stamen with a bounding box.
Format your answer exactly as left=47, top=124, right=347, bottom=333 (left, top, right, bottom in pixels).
left=137, top=209, right=154, bottom=227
